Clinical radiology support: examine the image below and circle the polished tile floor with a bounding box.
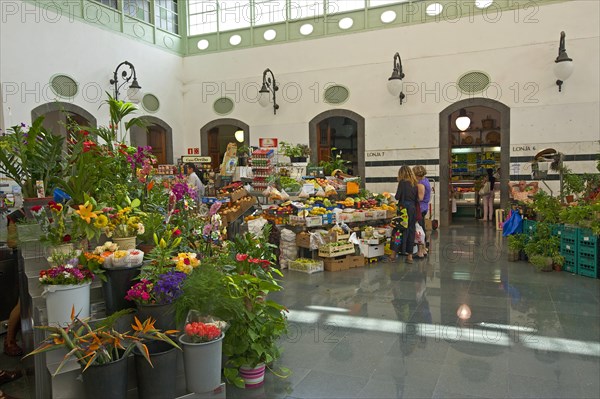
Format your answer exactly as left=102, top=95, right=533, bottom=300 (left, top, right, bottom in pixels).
left=229, top=219, right=600, bottom=399
left=2, top=219, right=599, bottom=398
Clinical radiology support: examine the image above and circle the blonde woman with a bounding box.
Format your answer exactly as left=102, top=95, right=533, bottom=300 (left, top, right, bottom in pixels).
left=413, top=165, right=430, bottom=258
left=394, top=165, right=424, bottom=263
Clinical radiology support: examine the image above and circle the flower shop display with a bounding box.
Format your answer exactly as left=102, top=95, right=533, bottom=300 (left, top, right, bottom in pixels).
left=178, top=311, right=228, bottom=394
left=99, top=196, right=145, bottom=249
left=25, top=309, right=179, bottom=399
left=39, top=252, right=94, bottom=326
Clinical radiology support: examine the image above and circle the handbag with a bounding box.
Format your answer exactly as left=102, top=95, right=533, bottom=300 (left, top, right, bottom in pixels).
left=479, top=181, right=491, bottom=196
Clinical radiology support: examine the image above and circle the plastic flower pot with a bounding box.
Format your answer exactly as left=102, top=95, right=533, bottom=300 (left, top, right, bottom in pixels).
left=43, top=282, right=91, bottom=326
left=136, top=302, right=176, bottom=331
left=102, top=263, right=142, bottom=315
left=178, top=333, right=224, bottom=394
left=239, top=363, right=266, bottom=388
left=82, top=354, right=128, bottom=399
left=134, top=340, right=178, bottom=399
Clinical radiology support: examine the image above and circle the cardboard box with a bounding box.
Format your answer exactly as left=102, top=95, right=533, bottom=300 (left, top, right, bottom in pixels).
left=296, top=232, right=311, bottom=248
left=359, top=242, right=385, bottom=258
left=323, top=256, right=351, bottom=272
left=306, top=216, right=323, bottom=227
left=347, top=254, right=365, bottom=268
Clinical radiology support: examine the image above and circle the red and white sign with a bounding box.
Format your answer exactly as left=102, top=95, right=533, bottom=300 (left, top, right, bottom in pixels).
left=259, top=138, right=278, bottom=148
left=187, top=148, right=200, bottom=154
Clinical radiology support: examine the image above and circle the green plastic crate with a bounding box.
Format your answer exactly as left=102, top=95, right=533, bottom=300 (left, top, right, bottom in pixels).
left=579, top=228, right=598, bottom=245
left=523, top=219, right=537, bottom=236
left=560, top=241, right=578, bottom=258
left=561, top=225, right=579, bottom=243
left=563, top=253, right=578, bottom=274
left=577, top=256, right=598, bottom=278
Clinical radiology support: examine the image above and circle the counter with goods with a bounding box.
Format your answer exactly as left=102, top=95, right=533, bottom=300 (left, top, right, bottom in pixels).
left=242, top=174, right=398, bottom=271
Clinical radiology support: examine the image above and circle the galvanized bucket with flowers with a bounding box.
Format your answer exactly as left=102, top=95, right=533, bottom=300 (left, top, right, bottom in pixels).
left=178, top=310, right=229, bottom=394
left=38, top=250, right=95, bottom=326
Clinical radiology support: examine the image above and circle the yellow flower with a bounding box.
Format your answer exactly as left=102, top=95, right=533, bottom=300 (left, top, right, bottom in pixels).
left=76, top=203, right=98, bottom=224
left=94, top=214, right=109, bottom=228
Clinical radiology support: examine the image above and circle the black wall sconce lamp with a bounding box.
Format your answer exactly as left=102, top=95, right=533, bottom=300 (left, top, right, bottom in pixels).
left=110, top=60, right=141, bottom=101
left=258, top=68, right=279, bottom=114
left=387, top=52, right=405, bottom=104
left=554, top=31, right=573, bottom=92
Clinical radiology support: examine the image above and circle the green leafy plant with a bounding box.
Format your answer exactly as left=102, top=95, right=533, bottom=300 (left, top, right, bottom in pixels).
left=319, top=147, right=349, bottom=176
left=530, top=191, right=561, bottom=223
left=0, top=117, right=65, bottom=198
left=524, top=222, right=561, bottom=271
left=237, top=144, right=250, bottom=157
left=280, top=142, right=310, bottom=159
left=507, top=234, right=527, bottom=252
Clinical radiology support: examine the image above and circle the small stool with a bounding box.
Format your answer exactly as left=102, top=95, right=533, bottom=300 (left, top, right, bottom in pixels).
left=495, top=209, right=505, bottom=231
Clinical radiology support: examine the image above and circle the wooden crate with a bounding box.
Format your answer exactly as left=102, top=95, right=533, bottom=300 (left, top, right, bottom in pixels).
left=318, top=243, right=355, bottom=258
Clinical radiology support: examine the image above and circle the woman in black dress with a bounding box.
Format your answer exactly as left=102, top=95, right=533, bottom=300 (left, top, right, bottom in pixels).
left=394, top=165, right=422, bottom=264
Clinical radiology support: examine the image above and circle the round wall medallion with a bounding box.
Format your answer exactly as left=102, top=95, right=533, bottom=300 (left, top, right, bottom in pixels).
left=457, top=71, right=491, bottom=94
left=50, top=74, right=78, bottom=98
left=142, top=93, right=160, bottom=113
left=213, top=97, right=234, bottom=115
left=133, top=23, right=145, bottom=38
left=324, top=85, right=349, bottom=105
left=163, top=35, right=174, bottom=48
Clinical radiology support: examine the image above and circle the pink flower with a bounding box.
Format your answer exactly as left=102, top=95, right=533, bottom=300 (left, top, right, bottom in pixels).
left=236, top=253, right=248, bottom=262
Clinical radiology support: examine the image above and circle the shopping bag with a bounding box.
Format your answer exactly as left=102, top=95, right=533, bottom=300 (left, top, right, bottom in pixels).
left=415, top=223, right=425, bottom=245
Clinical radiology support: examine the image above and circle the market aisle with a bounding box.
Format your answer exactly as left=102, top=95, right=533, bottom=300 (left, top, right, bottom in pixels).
left=227, top=221, right=600, bottom=399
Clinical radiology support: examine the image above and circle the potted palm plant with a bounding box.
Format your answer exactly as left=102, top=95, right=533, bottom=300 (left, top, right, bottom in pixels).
left=0, top=117, right=65, bottom=215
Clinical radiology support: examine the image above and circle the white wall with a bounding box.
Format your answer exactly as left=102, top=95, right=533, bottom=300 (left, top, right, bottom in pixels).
left=1, top=0, right=598, bottom=201
left=182, top=0, right=599, bottom=193
left=0, top=4, right=184, bottom=153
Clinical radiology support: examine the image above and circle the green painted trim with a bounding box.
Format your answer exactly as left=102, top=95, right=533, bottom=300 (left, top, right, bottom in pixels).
left=22, top=0, right=567, bottom=57
left=23, top=0, right=186, bottom=56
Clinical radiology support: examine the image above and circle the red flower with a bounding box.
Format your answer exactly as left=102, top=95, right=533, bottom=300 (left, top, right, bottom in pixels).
left=184, top=258, right=190, bottom=265
left=30, top=205, right=43, bottom=213
left=63, top=235, right=71, bottom=242
left=83, top=141, right=96, bottom=153
left=236, top=253, right=248, bottom=262
left=173, top=209, right=180, bottom=214
left=173, top=229, right=182, bottom=237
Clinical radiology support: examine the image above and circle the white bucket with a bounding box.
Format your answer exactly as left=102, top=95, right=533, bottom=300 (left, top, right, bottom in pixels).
left=44, top=282, right=91, bottom=326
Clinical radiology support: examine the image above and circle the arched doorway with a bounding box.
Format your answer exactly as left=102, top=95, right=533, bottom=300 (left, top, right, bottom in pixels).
left=309, top=110, right=365, bottom=180
left=31, top=102, right=97, bottom=140
left=130, top=116, right=174, bottom=164
left=200, top=118, right=250, bottom=171
left=439, top=99, right=510, bottom=226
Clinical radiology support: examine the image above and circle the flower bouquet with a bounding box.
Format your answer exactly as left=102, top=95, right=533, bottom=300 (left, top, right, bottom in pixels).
left=125, top=270, right=187, bottom=306
left=30, top=200, right=77, bottom=248
left=101, top=198, right=145, bottom=239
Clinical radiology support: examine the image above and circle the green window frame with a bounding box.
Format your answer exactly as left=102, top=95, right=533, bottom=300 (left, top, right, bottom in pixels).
left=155, top=0, right=179, bottom=34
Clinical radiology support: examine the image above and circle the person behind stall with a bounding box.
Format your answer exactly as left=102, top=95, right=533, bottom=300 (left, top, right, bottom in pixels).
left=479, top=168, right=496, bottom=222
left=3, top=208, right=25, bottom=357
left=393, top=166, right=423, bottom=264
left=509, top=180, right=539, bottom=203
left=185, top=163, right=205, bottom=205
left=412, top=166, right=430, bottom=258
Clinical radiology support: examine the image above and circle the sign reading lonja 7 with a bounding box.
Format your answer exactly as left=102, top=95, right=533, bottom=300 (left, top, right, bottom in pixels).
left=181, top=156, right=211, bottom=163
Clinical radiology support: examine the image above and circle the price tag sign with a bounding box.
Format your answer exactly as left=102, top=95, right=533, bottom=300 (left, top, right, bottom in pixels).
left=181, top=156, right=211, bottom=163
left=259, top=138, right=278, bottom=148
